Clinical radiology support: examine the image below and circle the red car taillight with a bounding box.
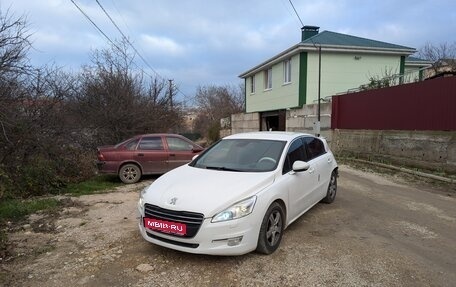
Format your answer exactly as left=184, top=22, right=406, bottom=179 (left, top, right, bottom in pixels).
left=97, top=151, right=105, bottom=161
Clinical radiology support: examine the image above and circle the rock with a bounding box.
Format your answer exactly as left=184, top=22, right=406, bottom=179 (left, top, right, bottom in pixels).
left=136, top=263, right=154, bottom=273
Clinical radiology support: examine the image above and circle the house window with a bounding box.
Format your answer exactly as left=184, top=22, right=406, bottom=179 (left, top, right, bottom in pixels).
left=264, top=68, right=272, bottom=90
left=250, top=75, right=255, bottom=94
left=283, top=59, right=291, bottom=83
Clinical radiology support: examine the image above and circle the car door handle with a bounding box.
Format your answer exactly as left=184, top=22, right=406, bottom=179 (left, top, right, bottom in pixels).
left=137, top=153, right=144, bottom=156
left=169, top=154, right=176, bottom=157
left=308, top=167, right=315, bottom=174
left=327, top=158, right=332, bottom=163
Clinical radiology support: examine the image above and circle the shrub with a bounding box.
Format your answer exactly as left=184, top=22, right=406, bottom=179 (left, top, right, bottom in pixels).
left=207, top=123, right=221, bottom=144
left=13, top=157, right=66, bottom=197
left=0, top=166, right=12, bottom=200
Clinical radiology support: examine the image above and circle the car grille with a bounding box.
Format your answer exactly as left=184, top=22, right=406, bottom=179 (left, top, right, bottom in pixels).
left=144, top=203, right=204, bottom=238
left=146, top=232, right=199, bottom=249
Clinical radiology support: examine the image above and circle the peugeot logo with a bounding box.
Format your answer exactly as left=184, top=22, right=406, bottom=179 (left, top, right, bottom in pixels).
left=169, top=197, right=178, bottom=205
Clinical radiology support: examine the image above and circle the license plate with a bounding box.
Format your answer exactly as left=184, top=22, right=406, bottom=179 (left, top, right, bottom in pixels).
left=144, top=218, right=187, bottom=236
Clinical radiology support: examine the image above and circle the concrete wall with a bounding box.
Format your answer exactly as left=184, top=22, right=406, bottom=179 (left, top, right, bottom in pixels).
left=231, top=112, right=260, bottom=134
left=228, top=103, right=333, bottom=141
left=286, top=103, right=332, bottom=140
left=332, top=129, right=456, bottom=174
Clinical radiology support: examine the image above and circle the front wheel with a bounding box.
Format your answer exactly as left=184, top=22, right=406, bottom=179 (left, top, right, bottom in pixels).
left=321, top=170, right=337, bottom=204
left=119, top=164, right=142, bottom=184
left=256, top=202, right=284, bottom=255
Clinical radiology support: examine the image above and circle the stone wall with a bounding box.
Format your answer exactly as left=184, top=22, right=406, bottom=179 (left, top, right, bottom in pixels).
left=231, top=112, right=260, bottom=134
left=286, top=103, right=332, bottom=141
left=332, top=129, right=456, bottom=174
left=227, top=104, right=333, bottom=141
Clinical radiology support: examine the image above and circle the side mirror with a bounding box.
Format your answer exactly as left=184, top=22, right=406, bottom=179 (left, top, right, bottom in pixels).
left=292, top=160, right=310, bottom=172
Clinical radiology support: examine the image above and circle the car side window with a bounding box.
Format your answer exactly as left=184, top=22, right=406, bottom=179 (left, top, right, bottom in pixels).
left=282, top=138, right=307, bottom=174
left=166, top=137, right=193, bottom=151
left=125, top=139, right=139, bottom=150
left=138, top=137, right=164, bottom=150
left=303, top=137, right=326, bottom=160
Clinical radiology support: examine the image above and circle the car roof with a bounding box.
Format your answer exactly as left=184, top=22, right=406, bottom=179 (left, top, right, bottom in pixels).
left=223, top=131, right=315, bottom=142
left=137, top=133, right=183, bottom=137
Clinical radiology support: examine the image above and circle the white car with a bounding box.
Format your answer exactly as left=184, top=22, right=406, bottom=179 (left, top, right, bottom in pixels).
left=138, top=132, right=338, bottom=255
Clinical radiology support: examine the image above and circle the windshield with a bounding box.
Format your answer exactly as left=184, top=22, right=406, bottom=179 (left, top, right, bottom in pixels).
left=192, top=139, right=286, bottom=172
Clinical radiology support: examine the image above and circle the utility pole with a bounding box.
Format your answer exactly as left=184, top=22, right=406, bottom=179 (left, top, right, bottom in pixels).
left=317, top=45, right=321, bottom=137
left=168, top=79, right=173, bottom=108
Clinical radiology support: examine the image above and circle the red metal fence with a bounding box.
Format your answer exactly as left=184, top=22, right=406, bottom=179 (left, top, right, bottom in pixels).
left=331, top=76, right=456, bottom=131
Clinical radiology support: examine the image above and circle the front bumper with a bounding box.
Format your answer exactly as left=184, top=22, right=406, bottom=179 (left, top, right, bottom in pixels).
left=138, top=206, right=261, bottom=256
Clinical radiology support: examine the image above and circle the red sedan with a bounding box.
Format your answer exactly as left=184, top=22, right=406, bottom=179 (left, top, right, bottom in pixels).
left=96, top=134, right=204, bottom=183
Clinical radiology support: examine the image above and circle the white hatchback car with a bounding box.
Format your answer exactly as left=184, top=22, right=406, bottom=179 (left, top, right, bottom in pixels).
left=138, top=132, right=338, bottom=255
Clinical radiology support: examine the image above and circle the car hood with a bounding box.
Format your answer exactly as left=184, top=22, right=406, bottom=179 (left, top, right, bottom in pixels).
left=142, top=165, right=275, bottom=217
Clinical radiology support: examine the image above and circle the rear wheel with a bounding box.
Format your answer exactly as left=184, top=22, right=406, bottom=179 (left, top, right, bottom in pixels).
left=256, top=202, right=284, bottom=255
left=321, top=170, right=337, bottom=203
left=119, top=164, right=141, bottom=184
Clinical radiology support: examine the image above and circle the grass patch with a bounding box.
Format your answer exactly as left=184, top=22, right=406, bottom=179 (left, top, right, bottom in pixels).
left=0, top=175, right=121, bottom=222
left=0, top=198, right=60, bottom=222
left=63, top=175, right=122, bottom=196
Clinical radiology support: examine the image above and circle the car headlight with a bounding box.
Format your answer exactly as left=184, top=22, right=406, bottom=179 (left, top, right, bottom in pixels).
left=212, top=196, right=257, bottom=223
left=138, top=187, right=148, bottom=209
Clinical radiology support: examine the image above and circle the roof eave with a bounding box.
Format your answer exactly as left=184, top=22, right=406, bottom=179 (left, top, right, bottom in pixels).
left=239, top=44, right=417, bottom=78
left=239, top=43, right=301, bottom=78
left=405, top=62, right=433, bottom=68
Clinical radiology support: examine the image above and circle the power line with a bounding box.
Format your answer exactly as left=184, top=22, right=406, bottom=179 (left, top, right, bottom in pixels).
left=69, top=0, right=125, bottom=57
left=71, top=0, right=194, bottom=105
left=95, top=0, right=193, bottom=103
left=95, top=0, right=161, bottom=78
left=288, top=0, right=304, bottom=27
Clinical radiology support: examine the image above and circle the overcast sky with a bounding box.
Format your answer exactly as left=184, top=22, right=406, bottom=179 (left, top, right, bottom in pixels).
left=1, top=0, right=455, bottom=101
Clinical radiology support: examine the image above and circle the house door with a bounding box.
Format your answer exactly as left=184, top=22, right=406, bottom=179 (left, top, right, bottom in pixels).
left=260, top=110, right=286, bottom=131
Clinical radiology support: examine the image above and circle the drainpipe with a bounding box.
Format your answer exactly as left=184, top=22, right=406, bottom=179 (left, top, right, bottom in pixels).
left=317, top=45, right=321, bottom=137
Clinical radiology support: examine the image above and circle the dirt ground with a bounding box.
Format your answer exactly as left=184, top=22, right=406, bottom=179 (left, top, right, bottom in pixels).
left=1, top=165, right=455, bottom=287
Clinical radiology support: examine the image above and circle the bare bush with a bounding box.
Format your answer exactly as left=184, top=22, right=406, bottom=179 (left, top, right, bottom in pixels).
left=70, top=40, right=183, bottom=146
left=193, top=84, right=244, bottom=142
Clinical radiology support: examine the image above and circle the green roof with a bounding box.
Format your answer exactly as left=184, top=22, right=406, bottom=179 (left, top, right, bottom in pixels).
left=303, top=30, right=414, bottom=51
left=239, top=29, right=417, bottom=78
left=405, top=56, right=431, bottom=63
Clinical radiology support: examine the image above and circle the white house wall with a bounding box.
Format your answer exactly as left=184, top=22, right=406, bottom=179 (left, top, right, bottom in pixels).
left=404, top=67, right=421, bottom=83
left=305, top=52, right=401, bottom=105
left=245, top=54, right=300, bottom=113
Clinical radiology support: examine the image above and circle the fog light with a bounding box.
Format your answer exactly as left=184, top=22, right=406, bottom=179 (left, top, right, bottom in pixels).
left=227, top=236, right=243, bottom=246
left=212, top=236, right=243, bottom=246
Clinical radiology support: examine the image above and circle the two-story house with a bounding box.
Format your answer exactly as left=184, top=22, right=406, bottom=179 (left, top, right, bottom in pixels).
left=238, top=26, right=430, bottom=132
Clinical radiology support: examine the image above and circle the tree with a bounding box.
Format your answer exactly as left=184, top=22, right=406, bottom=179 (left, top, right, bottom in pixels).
left=193, top=84, right=244, bottom=142
left=418, top=42, right=456, bottom=75
left=0, top=9, right=31, bottom=148
left=0, top=9, right=31, bottom=77
left=71, top=39, right=183, bottom=145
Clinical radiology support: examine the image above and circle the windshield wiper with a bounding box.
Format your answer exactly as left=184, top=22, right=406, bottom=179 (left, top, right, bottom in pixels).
left=204, top=166, right=243, bottom=172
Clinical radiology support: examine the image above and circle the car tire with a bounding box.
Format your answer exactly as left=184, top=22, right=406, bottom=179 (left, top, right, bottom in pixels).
left=119, top=164, right=142, bottom=184
left=321, top=170, right=337, bottom=204
left=256, top=202, right=284, bottom=255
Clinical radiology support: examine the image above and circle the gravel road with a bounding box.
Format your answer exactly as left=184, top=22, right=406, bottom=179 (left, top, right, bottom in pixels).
left=1, top=165, right=455, bottom=287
